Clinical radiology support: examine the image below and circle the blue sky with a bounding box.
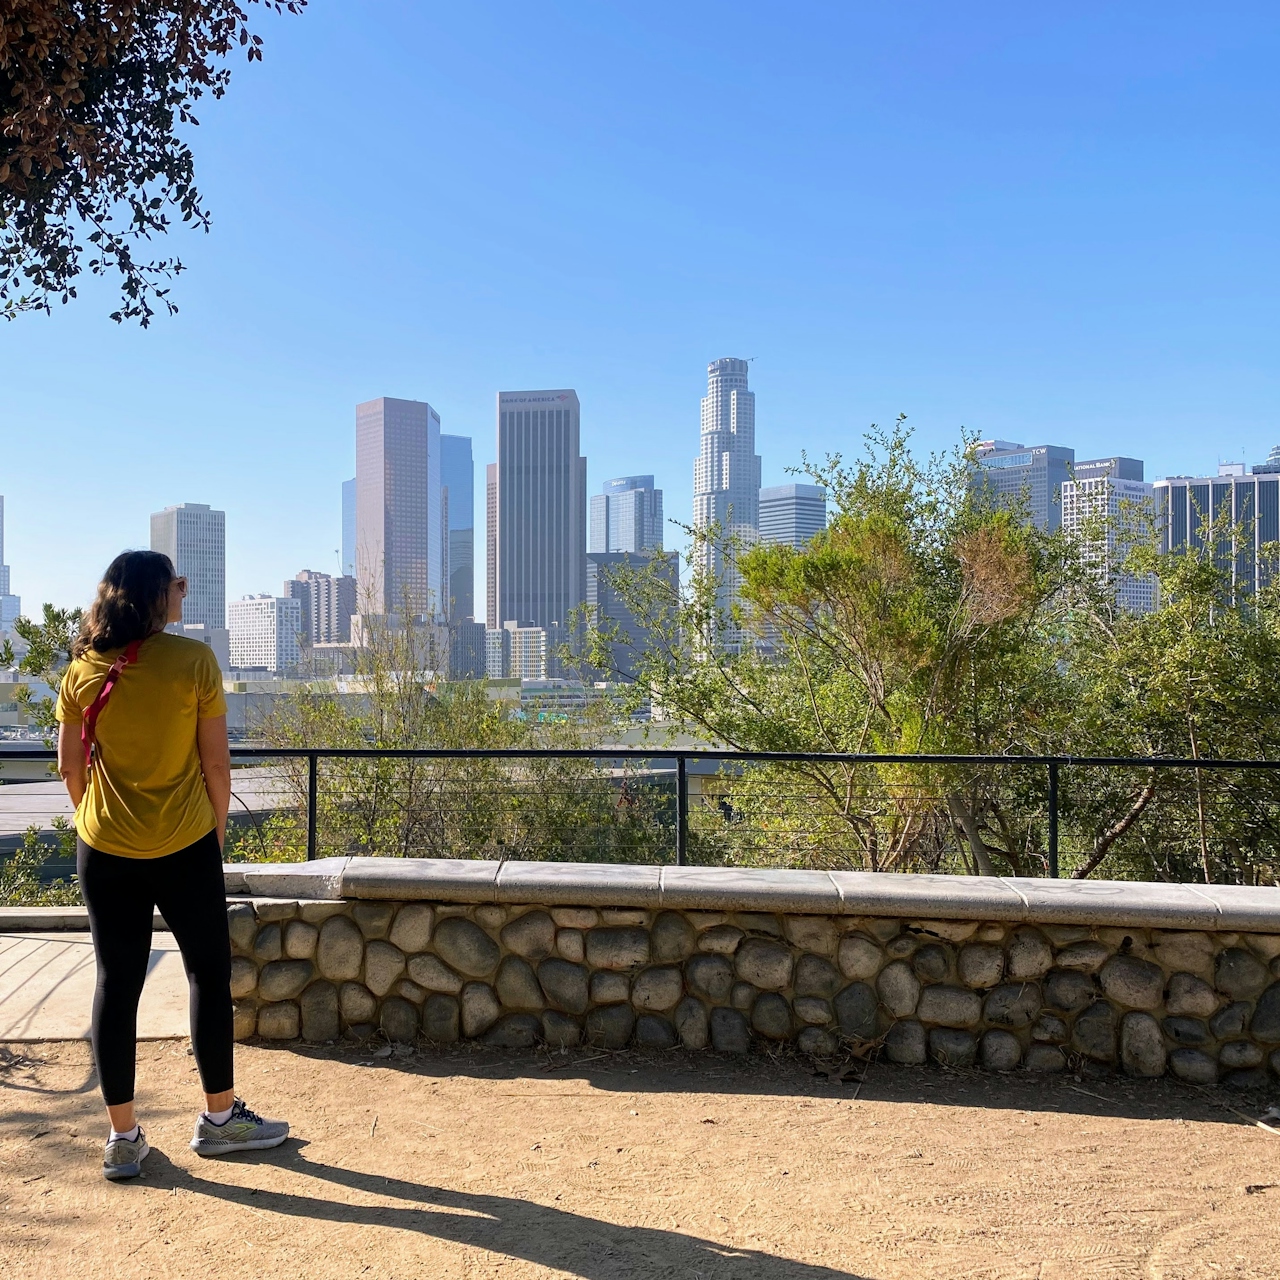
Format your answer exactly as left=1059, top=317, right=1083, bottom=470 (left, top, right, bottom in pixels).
left=3, top=2, right=1278, bottom=612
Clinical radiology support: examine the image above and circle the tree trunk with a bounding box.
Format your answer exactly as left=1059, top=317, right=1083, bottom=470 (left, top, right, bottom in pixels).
left=1070, top=780, right=1156, bottom=880
left=946, top=795, right=998, bottom=876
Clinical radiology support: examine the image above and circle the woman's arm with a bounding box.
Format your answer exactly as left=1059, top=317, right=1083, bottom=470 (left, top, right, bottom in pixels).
left=57, top=720, right=88, bottom=808
left=197, top=714, right=232, bottom=850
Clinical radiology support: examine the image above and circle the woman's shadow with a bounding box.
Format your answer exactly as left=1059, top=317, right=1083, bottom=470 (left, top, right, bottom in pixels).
left=140, top=1141, right=869, bottom=1280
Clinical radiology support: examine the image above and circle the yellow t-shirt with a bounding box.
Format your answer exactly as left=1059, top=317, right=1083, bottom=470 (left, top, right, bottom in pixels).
left=56, top=632, right=228, bottom=858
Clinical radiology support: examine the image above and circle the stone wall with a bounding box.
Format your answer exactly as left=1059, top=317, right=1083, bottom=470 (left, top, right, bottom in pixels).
left=226, top=887, right=1280, bottom=1085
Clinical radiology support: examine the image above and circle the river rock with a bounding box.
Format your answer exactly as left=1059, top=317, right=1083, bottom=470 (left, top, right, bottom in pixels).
left=885, top=1019, right=926, bottom=1065
left=586, top=927, right=650, bottom=971
left=737, top=912, right=783, bottom=937
left=351, top=901, right=395, bottom=940
left=538, top=959, right=590, bottom=1015
left=1222, top=1067, right=1270, bottom=1091
left=232, top=1000, right=257, bottom=1040
left=551, top=907, right=598, bottom=929
left=794, top=954, right=842, bottom=998
left=1071, top=1002, right=1117, bottom=1062
left=1120, top=1011, right=1165, bottom=1078
left=497, top=956, right=545, bottom=1010
left=600, top=908, right=648, bottom=927
left=585, top=1003, right=634, bottom=1049
left=958, top=943, right=1004, bottom=989
left=317, top=915, right=365, bottom=983
left=1215, top=948, right=1270, bottom=1000
left=983, top=982, right=1042, bottom=1029
left=731, top=982, right=756, bottom=1011
left=591, top=971, right=631, bottom=1005
left=284, top=920, right=319, bottom=960
left=395, top=979, right=426, bottom=1004
left=929, top=1028, right=977, bottom=1067
left=685, top=954, right=735, bottom=1004
left=1252, top=982, right=1280, bottom=1042
left=557, top=930, right=585, bottom=962
left=834, top=982, right=879, bottom=1041
left=797, top=1027, right=839, bottom=1056
left=227, top=902, right=257, bottom=954
left=837, top=934, right=884, bottom=980
left=651, top=912, right=697, bottom=962
left=1219, top=1041, right=1264, bottom=1069
left=460, top=982, right=501, bottom=1038
left=541, top=1010, right=581, bottom=1048
left=406, top=953, right=464, bottom=994
left=257, top=1002, right=299, bottom=1039
left=1165, top=972, right=1219, bottom=1018
left=876, top=961, right=921, bottom=1017
left=1211, top=1001, right=1252, bottom=1039
left=230, top=957, right=258, bottom=1000
left=709, top=1007, right=751, bottom=1053
left=794, top=997, right=833, bottom=1025
left=1025, top=1044, right=1067, bottom=1072
left=1007, top=928, right=1053, bottom=980
left=253, top=924, right=282, bottom=963
left=674, top=997, right=709, bottom=1049
left=501, top=911, right=556, bottom=961
left=697, top=925, right=744, bottom=954
left=388, top=904, right=434, bottom=954
left=1270, top=1048, right=1280, bottom=1076
left=339, top=981, right=376, bottom=1025
left=783, top=916, right=838, bottom=956
left=1100, top=955, right=1164, bottom=1010
left=631, top=966, right=683, bottom=1012
left=635, top=1014, right=678, bottom=1049
left=917, top=985, right=982, bottom=1028
left=1169, top=1047, right=1218, bottom=1083
left=981, top=1029, right=1022, bottom=1071
left=1044, top=968, right=1095, bottom=1013
left=259, top=959, right=313, bottom=1003
left=1162, top=1016, right=1211, bottom=1046
left=484, top=1013, right=540, bottom=1048
left=379, top=996, right=419, bottom=1044
left=1054, top=941, right=1111, bottom=973
left=912, top=943, right=953, bottom=983
left=434, top=918, right=500, bottom=977
left=1032, top=1013, right=1068, bottom=1043
left=734, top=939, right=793, bottom=990
left=297, top=901, right=348, bottom=925
left=364, top=941, right=406, bottom=998
left=751, top=992, right=792, bottom=1040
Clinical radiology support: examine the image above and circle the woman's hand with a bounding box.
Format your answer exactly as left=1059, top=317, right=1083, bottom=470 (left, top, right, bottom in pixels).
left=57, top=720, right=88, bottom=808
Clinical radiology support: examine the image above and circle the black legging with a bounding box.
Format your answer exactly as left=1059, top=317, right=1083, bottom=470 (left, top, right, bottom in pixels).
left=77, top=830, right=234, bottom=1106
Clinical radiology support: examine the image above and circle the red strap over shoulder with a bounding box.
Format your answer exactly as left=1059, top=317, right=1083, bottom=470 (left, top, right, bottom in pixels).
left=81, top=637, right=144, bottom=769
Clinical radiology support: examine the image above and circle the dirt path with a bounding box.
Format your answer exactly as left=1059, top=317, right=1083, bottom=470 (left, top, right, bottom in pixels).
left=2, top=1039, right=1278, bottom=1279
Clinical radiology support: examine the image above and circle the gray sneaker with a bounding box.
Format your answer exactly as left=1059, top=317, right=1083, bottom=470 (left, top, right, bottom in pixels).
left=189, top=1098, right=289, bottom=1156
left=103, top=1128, right=151, bottom=1181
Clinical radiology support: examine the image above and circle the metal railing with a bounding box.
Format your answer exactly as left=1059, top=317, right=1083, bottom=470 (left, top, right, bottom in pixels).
left=6, top=745, right=1280, bottom=876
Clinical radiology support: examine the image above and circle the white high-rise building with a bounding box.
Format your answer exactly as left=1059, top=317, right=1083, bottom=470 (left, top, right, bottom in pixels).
left=150, top=502, right=225, bottom=628
left=504, top=620, right=547, bottom=681
left=1061, top=457, right=1156, bottom=614
left=228, top=595, right=302, bottom=673
left=0, top=495, right=19, bottom=634
left=693, top=358, right=761, bottom=623
left=759, top=483, right=826, bottom=548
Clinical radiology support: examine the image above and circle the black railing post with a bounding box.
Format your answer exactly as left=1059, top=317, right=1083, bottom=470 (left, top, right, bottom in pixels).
left=676, top=754, right=688, bottom=867
left=306, top=752, right=318, bottom=862
left=1047, top=760, right=1059, bottom=879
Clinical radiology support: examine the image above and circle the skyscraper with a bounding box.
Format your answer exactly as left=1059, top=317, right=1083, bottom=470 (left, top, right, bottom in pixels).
left=228, top=595, right=302, bottom=673
left=485, top=463, right=498, bottom=629
left=491, top=389, right=586, bottom=632
left=1061, top=458, right=1156, bottom=613
left=587, top=551, right=679, bottom=680
left=285, top=570, right=357, bottom=644
left=341, top=477, right=356, bottom=577
left=759, top=483, right=827, bottom=548
left=441, top=434, right=475, bottom=621
left=971, top=441, right=1075, bottom=532
left=355, top=397, right=443, bottom=619
left=693, top=358, right=761, bottom=618
left=589, top=476, right=664, bottom=554
left=149, top=502, right=226, bottom=627
left=0, top=495, right=19, bottom=633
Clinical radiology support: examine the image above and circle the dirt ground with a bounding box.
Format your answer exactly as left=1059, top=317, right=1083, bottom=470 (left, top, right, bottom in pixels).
left=1, top=1039, right=1279, bottom=1280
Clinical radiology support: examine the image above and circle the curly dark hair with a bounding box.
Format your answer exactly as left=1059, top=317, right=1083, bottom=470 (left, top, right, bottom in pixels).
left=73, top=550, right=175, bottom=657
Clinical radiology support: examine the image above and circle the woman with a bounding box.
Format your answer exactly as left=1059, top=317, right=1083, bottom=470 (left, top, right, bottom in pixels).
left=57, top=550, right=288, bottom=1181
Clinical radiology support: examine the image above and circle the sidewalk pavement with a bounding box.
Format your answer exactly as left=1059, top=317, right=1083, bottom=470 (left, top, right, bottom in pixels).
left=0, top=931, right=190, bottom=1041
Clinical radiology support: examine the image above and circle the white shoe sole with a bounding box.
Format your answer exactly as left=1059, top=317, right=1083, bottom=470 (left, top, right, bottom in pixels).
left=190, top=1132, right=289, bottom=1156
